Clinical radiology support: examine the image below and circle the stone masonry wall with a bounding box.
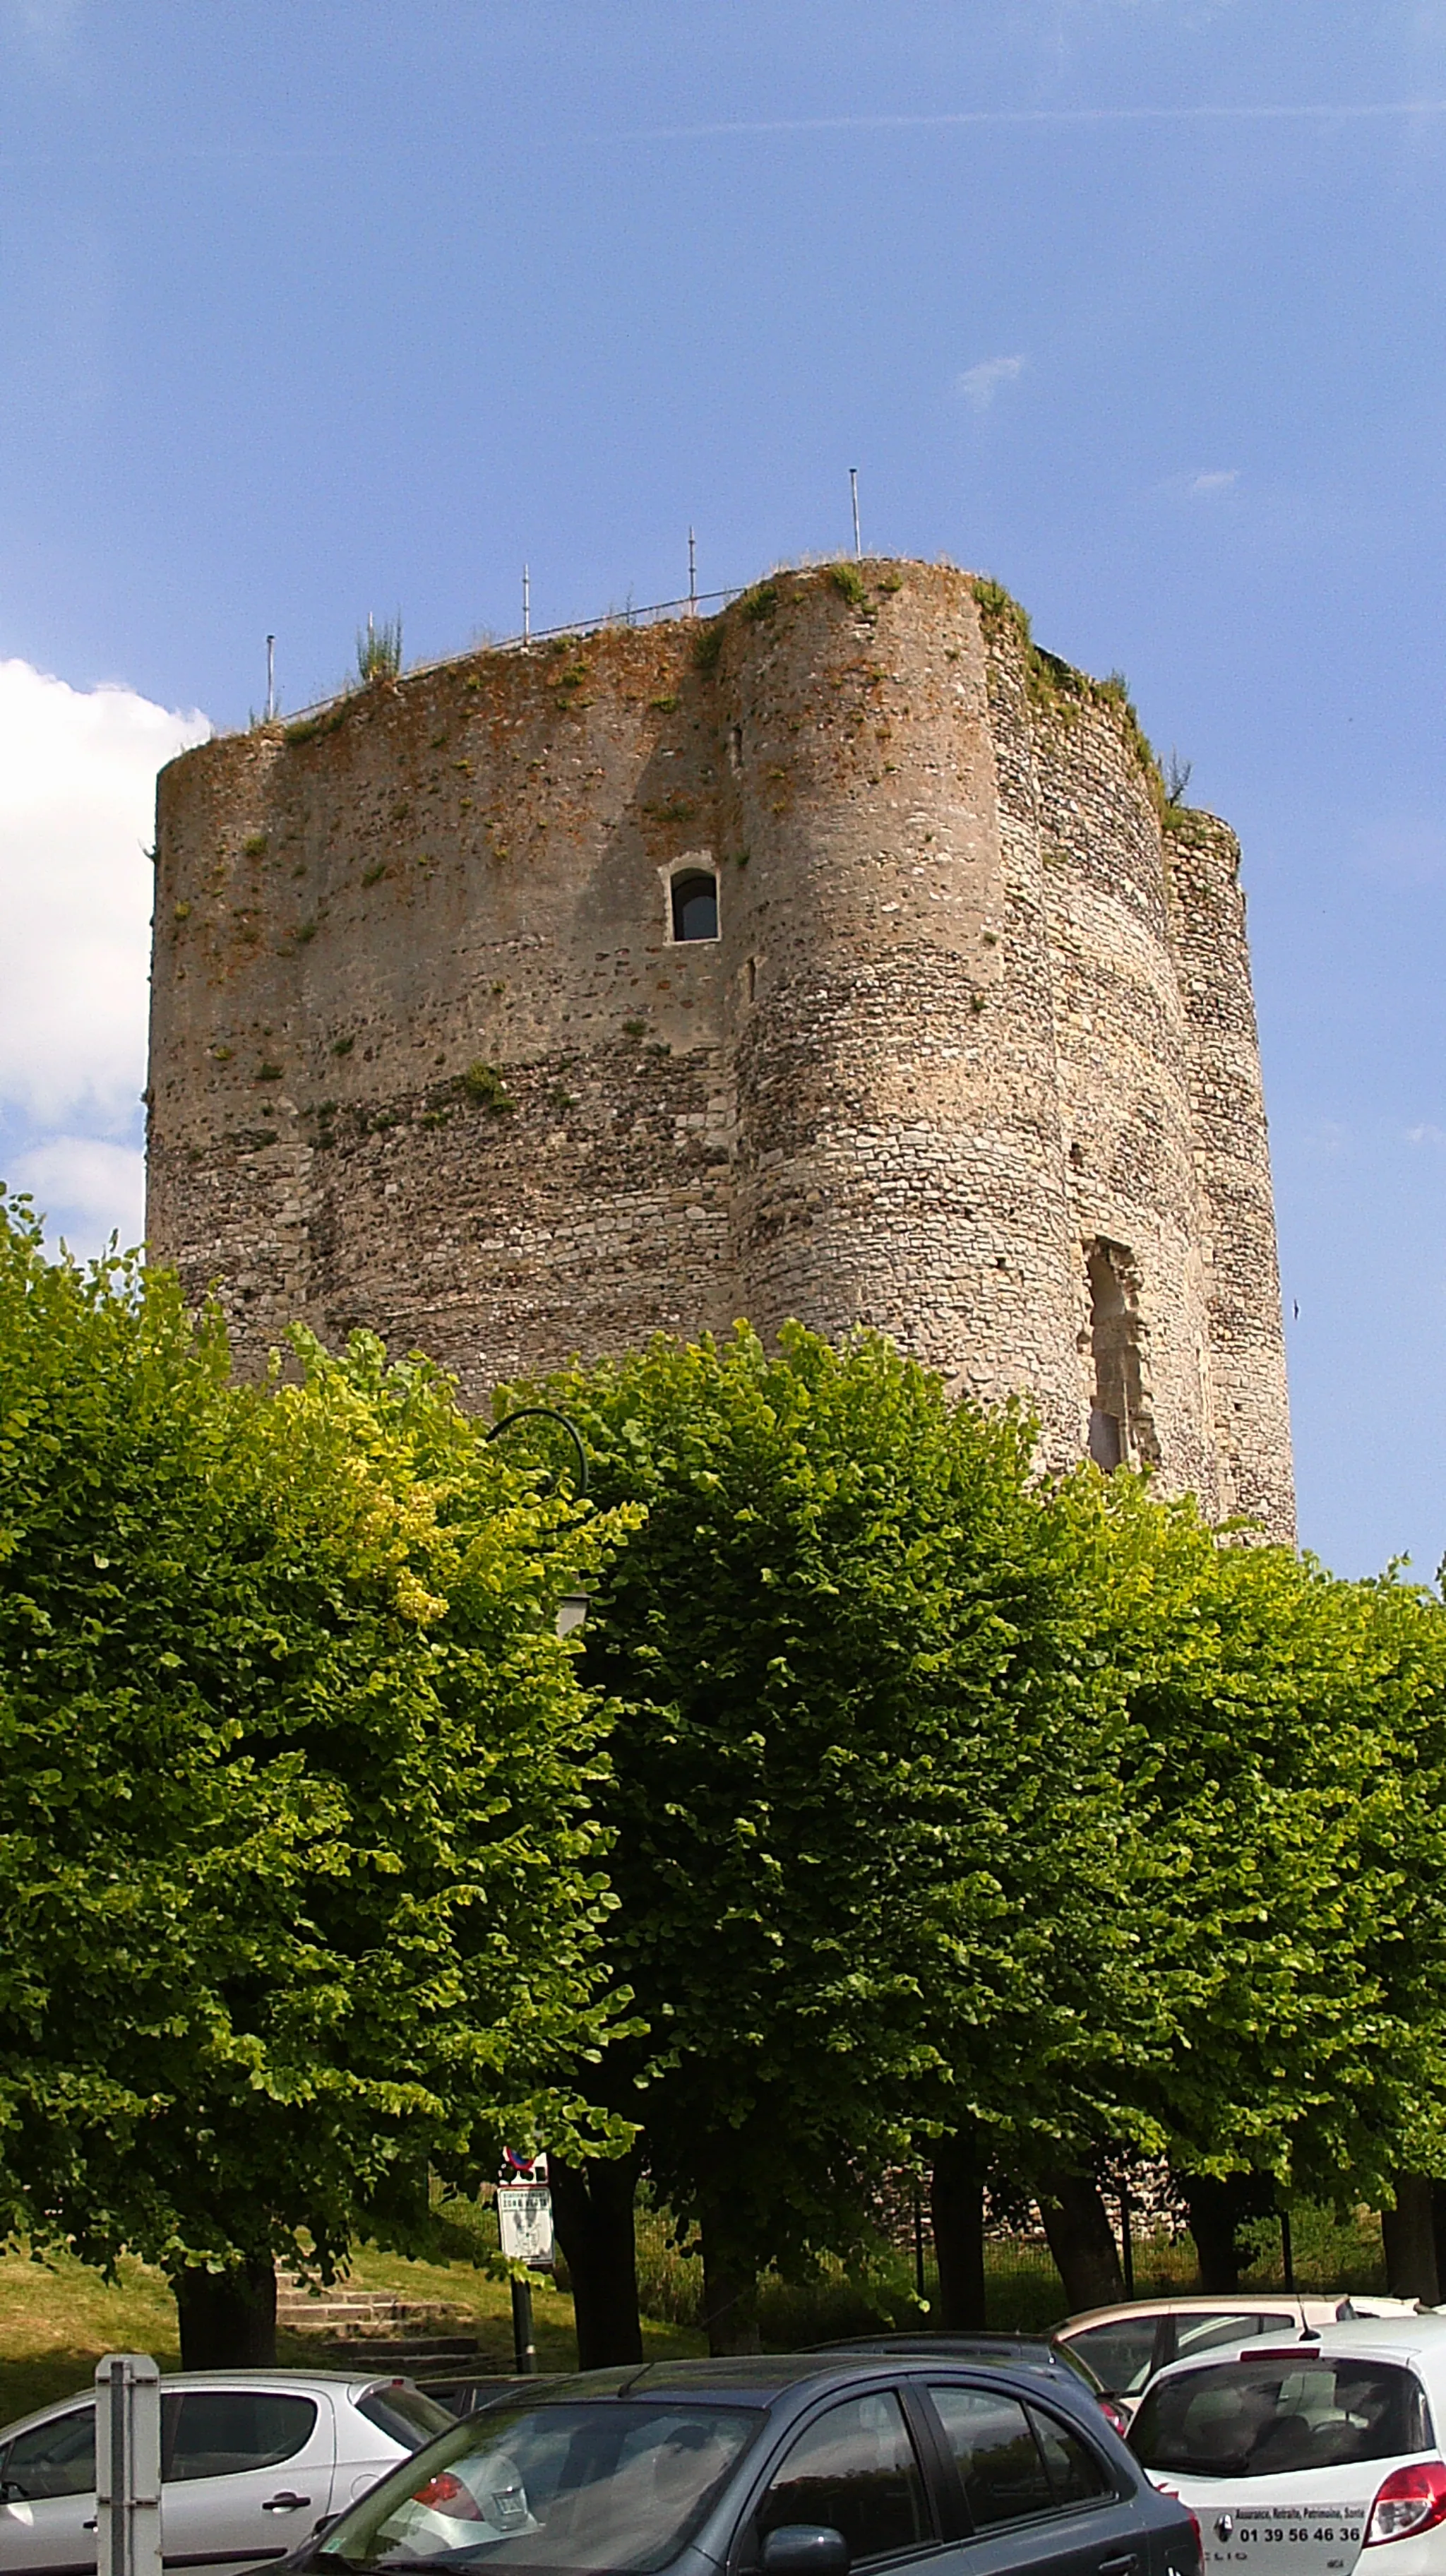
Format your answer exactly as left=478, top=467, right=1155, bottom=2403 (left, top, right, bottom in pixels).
left=147, top=560, right=1294, bottom=1534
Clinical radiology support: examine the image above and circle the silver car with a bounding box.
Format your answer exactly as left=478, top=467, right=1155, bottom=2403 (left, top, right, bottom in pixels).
left=0, top=2369, right=452, bottom=2576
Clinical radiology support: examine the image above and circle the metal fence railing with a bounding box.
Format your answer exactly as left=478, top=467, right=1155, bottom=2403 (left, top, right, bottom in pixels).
left=265, top=583, right=753, bottom=740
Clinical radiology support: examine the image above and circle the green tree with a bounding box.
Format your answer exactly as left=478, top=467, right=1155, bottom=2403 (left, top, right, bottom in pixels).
left=522, top=1325, right=1147, bottom=2356
left=1046, top=1479, right=1446, bottom=2298
left=0, top=1197, right=633, bottom=2362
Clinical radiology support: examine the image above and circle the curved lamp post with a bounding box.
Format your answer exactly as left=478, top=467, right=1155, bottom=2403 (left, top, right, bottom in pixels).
left=484, top=1404, right=589, bottom=1496
left=484, top=1405, right=591, bottom=1638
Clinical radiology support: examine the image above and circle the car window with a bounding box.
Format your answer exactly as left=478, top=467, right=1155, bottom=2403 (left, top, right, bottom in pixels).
left=926, top=2387, right=1055, bottom=2527
left=318, top=2399, right=760, bottom=2572
left=1173, top=2315, right=1295, bottom=2365
left=756, top=2392, right=931, bottom=2565
left=1063, top=2320, right=1160, bottom=2397
left=167, top=2393, right=318, bottom=2482
left=1131, top=2359, right=1430, bottom=2481
left=357, top=2388, right=455, bottom=2452
left=1028, top=2410, right=1111, bottom=2508
left=1, top=2409, right=96, bottom=2500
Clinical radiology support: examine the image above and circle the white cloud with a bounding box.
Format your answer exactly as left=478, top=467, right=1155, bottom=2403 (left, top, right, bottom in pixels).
left=1406, top=1124, right=1446, bottom=1147
left=0, top=0, right=83, bottom=67
left=1307, top=1119, right=1350, bottom=1157
left=0, top=658, right=208, bottom=1130
left=8, top=1135, right=145, bottom=1249
left=957, top=354, right=1024, bottom=412
left=1187, top=468, right=1240, bottom=496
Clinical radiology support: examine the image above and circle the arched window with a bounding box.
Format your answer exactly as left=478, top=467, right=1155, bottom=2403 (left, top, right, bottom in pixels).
left=671, top=868, right=718, bottom=942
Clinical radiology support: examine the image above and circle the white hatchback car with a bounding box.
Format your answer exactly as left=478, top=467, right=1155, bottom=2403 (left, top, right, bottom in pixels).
left=0, top=2370, right=453, bottom=2576
left=1128, top=2315, right=1446, bottom=2576
left=1058, top=2301, right=1421, bottom=2419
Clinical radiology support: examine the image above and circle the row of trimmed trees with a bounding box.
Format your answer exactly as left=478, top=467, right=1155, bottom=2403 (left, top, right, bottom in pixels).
left=526, top=1328, right=1446, bottom=2353
left=4, top=1189, right=1446, bottom=2362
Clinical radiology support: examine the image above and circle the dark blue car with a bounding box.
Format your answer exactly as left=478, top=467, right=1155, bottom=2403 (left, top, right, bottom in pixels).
left=289, top=2353, right=1200, bottom=2576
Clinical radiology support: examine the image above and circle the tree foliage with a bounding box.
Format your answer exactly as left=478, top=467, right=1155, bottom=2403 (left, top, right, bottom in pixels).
left=526, top=1327, right=1446, bottom=2337
left=522, top=1325, right=1151, bottom=2332
left=11, top=1183, right=1446, bottom=2348
left=0, top=1195, right=633, bottom=2318
left=1072, top=1481, right=1446, bottom=2200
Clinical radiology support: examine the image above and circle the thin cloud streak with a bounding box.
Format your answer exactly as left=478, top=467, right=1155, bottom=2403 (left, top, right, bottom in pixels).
left=622, top=101, right=1446, bottom=143
left=958, top=354, right=1025, bottom=410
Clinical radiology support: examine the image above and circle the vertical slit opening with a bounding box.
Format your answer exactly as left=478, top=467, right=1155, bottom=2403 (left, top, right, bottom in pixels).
left=1084, top=1240, right=1158, bottom=1469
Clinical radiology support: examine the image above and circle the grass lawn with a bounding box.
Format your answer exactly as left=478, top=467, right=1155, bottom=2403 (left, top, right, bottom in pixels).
left=0, top=2243, right=704, bottom=2431
left=0, top=2251, right=181, bottom=2427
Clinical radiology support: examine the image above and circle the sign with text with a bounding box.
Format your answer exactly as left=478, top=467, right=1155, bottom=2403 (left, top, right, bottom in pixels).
left=496, top=2183, right=555, bottom=2270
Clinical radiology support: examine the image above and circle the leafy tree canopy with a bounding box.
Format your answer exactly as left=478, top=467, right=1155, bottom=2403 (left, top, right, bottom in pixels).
left=520, top=1324, right=1150, bottom=2306
left=1073, top=1479, right=1446, bottom=2200
left=0, top=1195, right=635, bottom=2318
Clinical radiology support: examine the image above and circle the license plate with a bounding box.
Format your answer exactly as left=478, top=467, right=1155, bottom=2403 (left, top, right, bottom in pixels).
left=1205, top=2505, right=1367, bottom=2576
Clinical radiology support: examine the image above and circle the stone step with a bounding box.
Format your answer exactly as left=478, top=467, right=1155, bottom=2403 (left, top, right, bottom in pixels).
left=276, top=2277, right=486, bottom=2366
left=278, top=2294, right=472, bottom=2327
left=275, top=2318, right=414, bottom=2339
left=275, top=2298, right=412, bottom=2318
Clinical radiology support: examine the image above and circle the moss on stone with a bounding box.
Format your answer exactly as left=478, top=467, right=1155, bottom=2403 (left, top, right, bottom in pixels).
left=969, top=575, right=1169, bottom=819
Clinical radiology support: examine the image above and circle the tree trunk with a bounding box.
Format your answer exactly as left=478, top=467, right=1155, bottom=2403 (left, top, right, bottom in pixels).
left=1429, top=2181, right=1446, bottom=2299
left=931, top=2132, right=986, bottom=2330
left=700, top=2211, right=760, bottom=2356
left=1178, top=2174, right=1272, bottom=2295
left=1036, top=2169, right=1123, bottom=2313
left=1383, top=2174, right=1440, bottom=2303
left=173, top=2258, right=277, bottom=2368
left=548, top=2149, right=644, bottom=2368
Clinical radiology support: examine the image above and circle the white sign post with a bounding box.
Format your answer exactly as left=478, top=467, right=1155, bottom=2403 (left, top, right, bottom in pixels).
left=95, top=2354, right=161, bottom=2576
left=498, top=2154, right=554, bottom=2375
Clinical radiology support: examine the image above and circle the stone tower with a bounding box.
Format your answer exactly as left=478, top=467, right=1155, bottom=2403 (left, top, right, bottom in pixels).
left=146, top=560, right=1294, bottom=1536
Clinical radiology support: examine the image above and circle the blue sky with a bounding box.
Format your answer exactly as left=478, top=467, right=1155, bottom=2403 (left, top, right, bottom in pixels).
left=2, top=0, right=1445, bottom=1582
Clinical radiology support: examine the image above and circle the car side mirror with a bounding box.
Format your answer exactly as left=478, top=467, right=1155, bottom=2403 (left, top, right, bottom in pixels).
left=762, top=2528, right=852, bottom=2576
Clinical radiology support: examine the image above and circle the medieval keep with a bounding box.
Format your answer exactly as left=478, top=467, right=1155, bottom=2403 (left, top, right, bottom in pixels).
left=146, top=559, right=1296, bottom=1537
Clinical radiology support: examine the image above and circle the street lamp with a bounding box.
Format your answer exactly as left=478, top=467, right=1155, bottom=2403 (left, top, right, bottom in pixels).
left=484, top=1405, right=591, bottom=1639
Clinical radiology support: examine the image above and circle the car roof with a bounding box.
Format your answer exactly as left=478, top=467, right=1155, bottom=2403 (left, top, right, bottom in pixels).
left=453, top=2351, right=1108, bottom=2412
left=501, top=2358, right=867, bottom=2406
left=1061, top=2295, right=1322, bottom=2331
left=0, top=2369, right=421, bottom=2446
left=1311, top=2314, right=1446, bottom=2361
left=813, top=2333, right=1059, bottom=2353
left=813, top=2335, right=1078, bottom=2371
left=1136, top=2313, right=1446, bottom=2396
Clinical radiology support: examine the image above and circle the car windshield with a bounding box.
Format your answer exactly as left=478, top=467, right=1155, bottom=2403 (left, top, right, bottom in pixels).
left=1130, top=2359, right=1430, bottom=2481
left=316, top=2401, right=761, bottom=2572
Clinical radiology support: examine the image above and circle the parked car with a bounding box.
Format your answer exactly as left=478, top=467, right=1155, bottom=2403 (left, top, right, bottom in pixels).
left=1057, top=2299, right=1418, bottom=2419
left=0, top=2369, right=451, bottom=2576
left=282, top=2350, right=1203, bottom=2576
left=416, top=2377, right=568, bottom=2422
left=1129, top=2312, right=1446, bottom=2576
left=813, top=2334, right=1132, bottom=2436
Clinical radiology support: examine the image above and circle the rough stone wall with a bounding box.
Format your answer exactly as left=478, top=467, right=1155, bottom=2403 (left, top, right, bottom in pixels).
left=147, top=559, right=1294, bottom=1534
left=1163, top=808, right=1295, bottom=1535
